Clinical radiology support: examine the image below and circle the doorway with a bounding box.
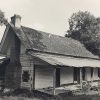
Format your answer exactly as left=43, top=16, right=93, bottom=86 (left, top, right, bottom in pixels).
left=74, top=68, right=80, bottom=83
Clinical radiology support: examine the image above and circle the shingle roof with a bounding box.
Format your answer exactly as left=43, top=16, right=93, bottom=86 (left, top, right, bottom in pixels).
left=21, top=26, right=99, bottom=59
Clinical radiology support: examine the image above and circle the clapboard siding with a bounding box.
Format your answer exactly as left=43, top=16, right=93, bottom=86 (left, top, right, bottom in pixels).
left=35, top=66, right=54, bottom=89
left=60, top=67, right=74, bottom=84
left=93, top=68, right=99, bottom=80
left=85, top=68, right=91, bottom=81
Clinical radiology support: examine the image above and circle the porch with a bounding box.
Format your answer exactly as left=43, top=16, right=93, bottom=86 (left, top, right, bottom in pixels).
left=38, top=81, right=100, bottom=95
left=21, top=51, right=100, bottom=95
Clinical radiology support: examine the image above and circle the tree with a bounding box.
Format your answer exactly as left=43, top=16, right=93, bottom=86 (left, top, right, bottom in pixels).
left=66, top=11, right=100, bottom=56
left=0, top=10, right=7, bottom=26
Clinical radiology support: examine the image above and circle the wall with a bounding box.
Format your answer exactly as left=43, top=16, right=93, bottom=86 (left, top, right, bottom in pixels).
left=85, top=68, right=99, bottom=81
left=93, top=68, right=99, bottom=80
left=85, top=68, right=91, bottom=81
left=35, top=66, right=54, bottom=89
left=20, top=54, right=34, bottom=89
left=20, top=43, right=34, bottom=89
left=60, top=67, right=74, bottom=85
left=20, top=44, right=50, bottom=89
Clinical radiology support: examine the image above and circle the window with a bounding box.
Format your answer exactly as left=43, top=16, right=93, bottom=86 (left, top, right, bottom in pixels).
left=74, top=68, right=77, bottom=81
left=22, top=71, right=30, bottom=82
left=82, top=68, right=85, bottom=80
left=91, top=68, right=93, bottom=78
left=74, top=68, right=80, bottom=83
left=98, top=68, right=100, bottom=78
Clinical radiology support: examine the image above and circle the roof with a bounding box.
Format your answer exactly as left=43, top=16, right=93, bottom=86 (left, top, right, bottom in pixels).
left=21, top=26, right=99, bottom=59
left=29, top=51, right=100, bottom=67
left=0, top=23, right=99, bottom=59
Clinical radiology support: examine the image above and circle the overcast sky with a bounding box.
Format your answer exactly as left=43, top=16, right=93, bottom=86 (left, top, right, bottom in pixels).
left=0, top=0, right=100, bottom=40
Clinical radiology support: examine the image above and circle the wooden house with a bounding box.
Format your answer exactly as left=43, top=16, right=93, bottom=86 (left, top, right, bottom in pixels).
left=0, top=15, right=100, bottom=94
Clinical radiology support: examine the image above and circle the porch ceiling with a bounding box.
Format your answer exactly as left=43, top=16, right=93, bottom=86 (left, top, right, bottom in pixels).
left=28, top=51, right=100, bottom=68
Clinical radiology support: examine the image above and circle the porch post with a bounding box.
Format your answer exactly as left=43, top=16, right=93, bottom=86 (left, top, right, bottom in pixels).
left=53, top=68, right=56, bottom=95
left=80, top=67, right=82, bottom=88
left=33, top=65, right=35, bottom=89
left=91, top=68, right=94, bottom=82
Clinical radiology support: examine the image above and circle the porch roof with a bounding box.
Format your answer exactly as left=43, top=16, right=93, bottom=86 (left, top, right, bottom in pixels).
left=28, top=51, right=100, bottom=68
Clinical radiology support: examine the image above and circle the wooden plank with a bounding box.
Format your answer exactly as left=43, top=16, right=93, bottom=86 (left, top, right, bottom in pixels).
left=80, top=68, right=82, bottom=88
left=53, top=68, right=56, bottom=95
left=91, top=68, right=94, bottom=82
left=53, top=68, right=60, bottom=95
left=33, top=65, right=35, bottom=89
left=80, top=68, right=82, bottom=82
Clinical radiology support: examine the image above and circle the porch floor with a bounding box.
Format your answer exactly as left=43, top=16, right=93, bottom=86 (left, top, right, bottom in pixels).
left=38, top=81, right=100, bottom=95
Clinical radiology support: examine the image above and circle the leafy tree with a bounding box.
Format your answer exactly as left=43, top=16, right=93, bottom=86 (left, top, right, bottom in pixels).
left=66, top=11, right=100, bottom=56
left=0, top=10, right=7, bottom=26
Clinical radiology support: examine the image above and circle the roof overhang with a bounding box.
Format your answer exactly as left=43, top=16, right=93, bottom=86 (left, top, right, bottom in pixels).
left=27, top=50, right=100, bottom=68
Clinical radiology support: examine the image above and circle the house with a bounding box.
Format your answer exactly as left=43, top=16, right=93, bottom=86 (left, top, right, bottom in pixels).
left=0, top=14, right=100, bottom=94
left=0, top=57, right=10, bottom=87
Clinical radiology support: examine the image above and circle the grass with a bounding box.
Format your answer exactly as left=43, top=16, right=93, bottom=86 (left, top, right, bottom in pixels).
left=1, top=88, right=100, bottom=100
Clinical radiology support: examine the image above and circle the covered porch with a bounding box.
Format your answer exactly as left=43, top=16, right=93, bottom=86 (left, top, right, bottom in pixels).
left=28, top=51, right=100, bottom=95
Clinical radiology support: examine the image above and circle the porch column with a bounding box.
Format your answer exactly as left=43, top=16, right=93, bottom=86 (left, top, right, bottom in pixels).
left=53, top=68, right=56, bottom=95
left=33, top=65, right=35, bottom=89
left=80, top=67, right=82, bottom=88
left=91, top=68, right=94, bottom=82
left=80, top=68, right=82, bottom=82
left=53, top=68, right=60, bottom=95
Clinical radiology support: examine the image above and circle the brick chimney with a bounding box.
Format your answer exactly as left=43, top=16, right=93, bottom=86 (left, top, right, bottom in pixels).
left=11, top=14, right=21, bottom=28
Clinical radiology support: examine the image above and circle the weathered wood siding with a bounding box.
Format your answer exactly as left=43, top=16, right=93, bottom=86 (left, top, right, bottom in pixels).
left=20, top=43, right=33, bottom=89
left=85, top=68, right=91, bottom=81
left=35, top=66, right=54, bottom=89
left=20, top=54, right=34, bottom=89
left=85, top=68, right=99, bottom=81
left=93, top=68, right=99, bottom=80
left=20, top=41, right=100, bottom=90
left=60, top=67, right=74, bottom=85
left=20, top=44, right=50, bottom=89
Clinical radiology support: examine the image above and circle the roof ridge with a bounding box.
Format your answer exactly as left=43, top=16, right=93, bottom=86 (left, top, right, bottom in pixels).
left=21, top=25, right=85, bottom=45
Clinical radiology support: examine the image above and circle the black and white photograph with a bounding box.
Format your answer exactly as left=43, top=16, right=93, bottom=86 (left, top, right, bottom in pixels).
left=0, top=0, right=100, bottom=100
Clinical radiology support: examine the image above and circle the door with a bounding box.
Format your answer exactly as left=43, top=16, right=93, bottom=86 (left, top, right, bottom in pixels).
left=82, top=68, right=86, bottom=80
left=74, top=68, right=80, bottom=83
left=56, top=68, right=60, bottom=87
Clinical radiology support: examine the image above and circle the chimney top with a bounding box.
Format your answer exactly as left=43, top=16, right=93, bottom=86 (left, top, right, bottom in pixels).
left=11, top=14, right=21, bottom=28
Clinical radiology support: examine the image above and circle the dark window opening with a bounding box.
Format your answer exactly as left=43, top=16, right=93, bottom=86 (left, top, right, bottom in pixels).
left=22, top=71, right=30, bottom=82
left=98, top=68, right=100, bottom=78
left=74, top=68, right=77, bottom=81
left=82, top=68, right=85, bottom=80
left=56, top=68, right=60, bottom=87
left=74, top=68, right=80, bottom=83
left=91, top=68, right=93, bottom=78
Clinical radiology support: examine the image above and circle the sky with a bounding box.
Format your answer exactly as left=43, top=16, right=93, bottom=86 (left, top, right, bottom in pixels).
left=0, top=0, right=100, bottom=41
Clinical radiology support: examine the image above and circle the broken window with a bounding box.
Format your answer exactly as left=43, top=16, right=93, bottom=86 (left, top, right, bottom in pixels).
left=22, top=71, right=30, bottom=82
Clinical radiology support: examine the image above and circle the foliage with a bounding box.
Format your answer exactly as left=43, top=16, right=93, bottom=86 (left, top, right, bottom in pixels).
left=0, top=10, right=8, bottom=26
left=81, top=81, right=91, bottom=94
left=66, top=11, right=100, bottom=56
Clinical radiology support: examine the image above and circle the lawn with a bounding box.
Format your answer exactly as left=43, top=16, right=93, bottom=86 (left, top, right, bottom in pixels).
left=0, top=88, right=100, bottom=100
